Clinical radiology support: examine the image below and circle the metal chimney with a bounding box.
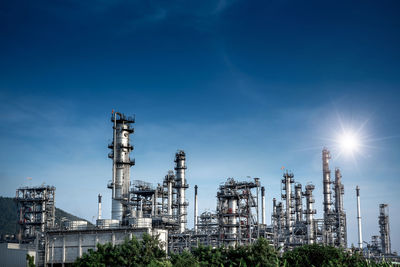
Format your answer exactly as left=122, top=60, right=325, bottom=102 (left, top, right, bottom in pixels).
left=98, top=194, right=102, bottom=220
left=261, top=186, right=266, bottom=225
left=194, top=185, right=198, bottom=233
left=356, top=186, right=363, bottom=249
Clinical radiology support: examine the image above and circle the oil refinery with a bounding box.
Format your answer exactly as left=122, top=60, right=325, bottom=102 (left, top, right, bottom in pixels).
left=2, top=112, right=397, bottom=266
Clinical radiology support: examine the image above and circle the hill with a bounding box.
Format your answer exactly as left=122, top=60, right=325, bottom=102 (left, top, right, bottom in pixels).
left=0, top=196, right=91, bottom=236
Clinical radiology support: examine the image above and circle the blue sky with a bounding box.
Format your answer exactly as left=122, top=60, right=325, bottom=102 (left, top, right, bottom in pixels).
left=1, top=0, right=399, bottom=251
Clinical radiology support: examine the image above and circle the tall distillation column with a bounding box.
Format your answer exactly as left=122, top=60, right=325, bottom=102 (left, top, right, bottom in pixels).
left=322, top=148, right=333, bottom=244
left=175, top=150, right=188, bottom=233
left=303, top=184, right=316, bottom=244
left=379, top=204, right=391, bottom=255
left=282, top=171, right=294, bottom=243
left=261, top=186, right=266, bottom=225
left=356, top=186, right=363, bottom=249
left=164, top=171, right=175, bottom=217
left=334, top=168, right=347, bottom=247
left=108, top=112, right=135, bottom=221
left=294, top=183, right=303, bottom=223
left=272, top=198, right=278, bottom=243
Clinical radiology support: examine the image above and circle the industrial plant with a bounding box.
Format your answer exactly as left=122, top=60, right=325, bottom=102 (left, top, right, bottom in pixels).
left=1, top=112, right=397, bottom=266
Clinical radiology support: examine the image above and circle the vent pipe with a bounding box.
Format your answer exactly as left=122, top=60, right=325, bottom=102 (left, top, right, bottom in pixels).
left=98, top=194, right=102, bottom=220
left=261, top=186, right=266, bottom=225
left=194, top=185, right=198, bottom=233
left=356, top=186, right=363, bottom=249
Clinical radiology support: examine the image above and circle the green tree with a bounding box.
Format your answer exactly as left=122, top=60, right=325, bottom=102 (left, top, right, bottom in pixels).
left=170, top=250, right=199, bottom=267
left=282, top=244, right=372, bottom=267
left=26, top=254, right=35, bottom=267
left=74, top=233, right=169, bottom=267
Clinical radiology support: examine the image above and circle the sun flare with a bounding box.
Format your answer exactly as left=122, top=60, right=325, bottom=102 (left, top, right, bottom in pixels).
left=338, top=131, right=360, bottom=154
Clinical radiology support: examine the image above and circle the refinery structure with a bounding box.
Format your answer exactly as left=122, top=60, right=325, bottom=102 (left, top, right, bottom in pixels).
left=3, top=111, right=397, bottom=266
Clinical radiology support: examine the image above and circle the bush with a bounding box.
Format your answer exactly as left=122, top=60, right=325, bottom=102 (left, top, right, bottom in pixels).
left=75, top=236, right=392, bottom=267
left=283, top=244, right=370, bottom=267
left=74, top=233, right=168, bottom=267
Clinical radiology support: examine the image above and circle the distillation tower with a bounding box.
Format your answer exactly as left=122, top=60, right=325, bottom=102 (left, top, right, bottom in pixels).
left=281, top=171, right=294, bottom=244
left=365, top=203, right=394, bottom=258
left=174, top=150, right=188, bottom=233
left=322, top=148, right=334, bottom=245
left=108, top=112, right=135, bottom=222
left=322, top=148, right=347, bottom=247
left=303, top=184, right=316, bottom=244
left=334, top=168, right=347, bottom=247
left=379, top=204, right=391, bottom=255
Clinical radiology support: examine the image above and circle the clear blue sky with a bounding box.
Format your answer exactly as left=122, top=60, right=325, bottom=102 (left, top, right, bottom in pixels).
left=0, top=0, right=399, bottom=250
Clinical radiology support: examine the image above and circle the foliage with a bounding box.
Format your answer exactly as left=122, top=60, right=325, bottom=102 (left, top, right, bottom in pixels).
left=173, top=238, right=280, bottom=267
left=74, top=235, right=393, bottom=267
left=282, top=244, right=391, bottom=267
left=26, top=254, right=35, bottom=267
left=74, top=233, right=169, bottom=267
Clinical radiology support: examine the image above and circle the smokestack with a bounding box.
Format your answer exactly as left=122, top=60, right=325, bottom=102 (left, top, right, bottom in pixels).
left=261, top=186, right=266, bottom=225
left=98, top=194, right=102, bottom=220
left=356, top=186, right=363, bottom=249
left=194, top=185, right=198, bottom=233
left=272, top=198, right=277, bottom=229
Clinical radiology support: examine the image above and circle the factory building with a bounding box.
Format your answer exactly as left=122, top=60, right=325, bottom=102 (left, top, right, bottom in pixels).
left=5, top=111, right=397, bottom=266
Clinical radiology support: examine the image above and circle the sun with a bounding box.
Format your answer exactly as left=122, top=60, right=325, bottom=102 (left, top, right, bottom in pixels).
left=337, top=131, right=361, bottom=155
left=338, top=131, right=360, bottom=155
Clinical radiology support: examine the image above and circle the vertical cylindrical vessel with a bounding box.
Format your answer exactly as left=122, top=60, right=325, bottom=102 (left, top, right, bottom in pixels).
left=282, top=172, right=294, bottom=242
left=194, top=185, right=198, bottom=233
left=294, top=184, right=302, bottom=223
left=175, top=150, right=188, bottom=233
left=166, top=172, right=174, bottom=216
left=228, top=198, right=237, bottom=242
left=335, top=168, right=347, bottom=247
left=272, top=198, right=277, bottom=231
left=261, top=187, right=266, bottom=225
left=98, top=194, right=102, bottom=220
left=322, top=148, right=332, bottom=213
left=335, top=168, right=344, bottom=212
left=356, top=186, right=363, bottom=249
left=322, top=148, right=333, bottom=244
left=304, top=184, right=315, bottom=244
left=109, top=112, right=135, bottom=221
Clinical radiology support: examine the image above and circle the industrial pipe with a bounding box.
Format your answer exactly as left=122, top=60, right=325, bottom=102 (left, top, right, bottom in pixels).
left=261, top=186, right=266, bottom=225
left=356, top=186, right=363, bottom=249
left=98, top=194, right=102, bottom=220
left=194, top=185, right=198, bottom=233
